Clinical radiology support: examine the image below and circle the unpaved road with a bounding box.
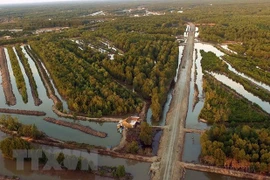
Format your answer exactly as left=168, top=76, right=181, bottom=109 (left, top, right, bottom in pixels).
left=152, top=23, right=195, bottom=180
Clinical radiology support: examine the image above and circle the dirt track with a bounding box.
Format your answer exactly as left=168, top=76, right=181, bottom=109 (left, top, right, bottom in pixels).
left=151, top=23, right=195, bottom=180
left=0, top=47, right=16, bottom=106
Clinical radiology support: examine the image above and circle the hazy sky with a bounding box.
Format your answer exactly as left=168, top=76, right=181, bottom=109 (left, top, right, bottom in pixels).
left=0, top=0, right=90, bottom=5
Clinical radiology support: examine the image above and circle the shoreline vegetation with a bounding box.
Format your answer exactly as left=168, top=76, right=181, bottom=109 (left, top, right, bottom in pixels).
left=200, top=125, right=270, bottom=175
left=0, top=115, right=156, bottom=163
left=6, top=47, right=28, bottom=103
left=0, top=116, right=131, bottom=179
left=200, top=49, right=270, bottom=104
left=199, top=74, right=269, bottom=125
left=27, top=14, right=183, bottom=121
left=0, top=1, right=270, bottom=180
left=24, top=45, right=124, bottom=122
left=15, top=46, right=42, bottom=106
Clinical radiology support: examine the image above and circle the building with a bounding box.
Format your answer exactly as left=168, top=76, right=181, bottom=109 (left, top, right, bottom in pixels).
left=117, top=116, right=140, bottom=133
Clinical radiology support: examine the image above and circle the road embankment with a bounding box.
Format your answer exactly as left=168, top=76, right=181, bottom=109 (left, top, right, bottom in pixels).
left=152, top=23, right=195, bottom=180
left=43, top=117, right=107, bottom=138
left=0, top=47, right=16, bottom=106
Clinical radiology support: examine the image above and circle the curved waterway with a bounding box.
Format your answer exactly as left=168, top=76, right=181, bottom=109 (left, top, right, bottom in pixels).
left=0, top=48, right=150, bottom=180
left=0, top=142, right=150, bottom=180
left=196, top=43, right=270, bottom=93
left=210, top=72, right=270, bottom=114
left=0, top=47, right=121, bottom=147
left=183, top=42, right=265, bottom=179
left=185, top=43, right=211, bottom=129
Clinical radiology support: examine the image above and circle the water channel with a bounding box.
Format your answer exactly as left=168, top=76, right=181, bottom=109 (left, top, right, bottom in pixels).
left=0, top=47, right=153, bottom=180
left=0, top=29, right=269, bottom=179
left=182, top=39, right=270, bottom=179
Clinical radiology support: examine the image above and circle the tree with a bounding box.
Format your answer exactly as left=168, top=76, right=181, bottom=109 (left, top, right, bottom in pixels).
left=0, top=137, right=31, bottom=159
left=213, top=148, right=226, bottom=166
left=139, top=122, right=153, bottom=146
left=126, top=141, right=139, bottom=154
left=114, top=165, right=126, bottom=178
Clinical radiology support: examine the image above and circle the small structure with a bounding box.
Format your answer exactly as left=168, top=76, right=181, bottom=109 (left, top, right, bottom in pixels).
left=3, top=36, right=11, bottom=40
left=117, top=116, right=140, bottom=133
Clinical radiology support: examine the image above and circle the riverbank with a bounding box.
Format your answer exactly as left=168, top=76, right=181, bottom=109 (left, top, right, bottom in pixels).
left=0, top=108, right=46, bottom=116
left=43, top=117, right=107, bottom=138
left=0, top=47, right=16, bottom=106
left=181, top=162, right=270, bottom=180
left=16, top=46, right=42, bottom=106
left=0, top=120, right=157, bottom=164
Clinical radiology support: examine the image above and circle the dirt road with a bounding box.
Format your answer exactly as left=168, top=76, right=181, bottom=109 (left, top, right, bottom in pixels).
left=152, top=23, right=195, bottom=180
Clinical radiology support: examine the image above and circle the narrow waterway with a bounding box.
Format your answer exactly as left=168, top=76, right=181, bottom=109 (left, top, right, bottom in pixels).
left=31, top=45, right=69, bottom=111
left=0, top=47, right=122, bottom=147
left=221, top=44, right=237, bottom=55
left=182, top=42, right=262, bottom=180
left=223, top=60, right=270, bottom=93
left=185, top=43, right=210, bottom=130
left=0, top=45, right=139, bottom=179
left=182, top=133, right=201, bottom=163
left=4, top=48, right=21, bottom=105
left=197, top=43, right=270, bottom=93
left=210, top=72, right=270, bottom=114
left=146, top=46, right=185, bottom=126
left=13, top=47, right=34, bottom=106
left=21, top=46, right=48, bottom=104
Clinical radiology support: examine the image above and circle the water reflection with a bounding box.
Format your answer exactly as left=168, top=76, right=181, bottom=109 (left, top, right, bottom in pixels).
left=211, top=72, right=270, bottom=114
left=0, top=47, right=121, bottom=147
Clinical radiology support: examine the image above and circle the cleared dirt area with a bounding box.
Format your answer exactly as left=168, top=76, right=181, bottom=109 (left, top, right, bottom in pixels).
left=0, top=47, right=16, bottom=106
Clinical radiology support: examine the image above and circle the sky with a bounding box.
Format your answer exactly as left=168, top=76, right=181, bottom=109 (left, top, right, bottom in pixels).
left=0, top=0, right=92, bottom=5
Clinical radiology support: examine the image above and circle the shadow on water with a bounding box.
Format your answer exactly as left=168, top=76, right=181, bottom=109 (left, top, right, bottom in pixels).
left=152, top=130, right=162, bottom=155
